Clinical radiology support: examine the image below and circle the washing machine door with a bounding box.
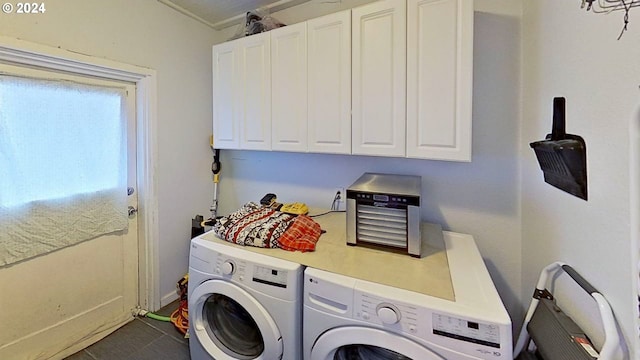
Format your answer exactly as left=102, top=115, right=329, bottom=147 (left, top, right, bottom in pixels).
left=191, top=279, right=283, bottom=360
left=311, top=327, right=445, bottom=360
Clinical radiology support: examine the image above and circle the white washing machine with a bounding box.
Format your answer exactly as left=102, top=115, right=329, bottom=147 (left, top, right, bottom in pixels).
left=303, top=232, right=513, bottom=360
left=188, top=235, right=303, bottom=360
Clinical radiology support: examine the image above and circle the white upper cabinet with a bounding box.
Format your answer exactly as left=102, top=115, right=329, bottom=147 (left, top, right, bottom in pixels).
left=213, top=32, right=271, bottom=150
left=212, top=41, right=240, bottom=149
left=406, top=0, right=473, bottom=161
left=212, top=0, right=473, bottom=161
left=352, top=0, right=407, bottom=157
left=307, top=10, right=352, bottom=154
left=238, top=32, right=272, bottom=150
left=271, top=22, right=308, bottom=152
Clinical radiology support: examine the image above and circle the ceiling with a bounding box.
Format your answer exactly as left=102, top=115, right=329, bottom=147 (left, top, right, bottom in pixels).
left=159, top=0, right=311, bottom=30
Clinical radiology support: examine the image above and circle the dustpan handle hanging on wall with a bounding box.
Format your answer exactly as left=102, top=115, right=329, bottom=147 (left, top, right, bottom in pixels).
left=551, top=97, right=566, bottom=140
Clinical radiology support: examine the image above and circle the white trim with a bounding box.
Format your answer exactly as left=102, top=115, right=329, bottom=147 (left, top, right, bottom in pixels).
left=156, top=0, right=311, bottom=30
left=161, top=290, right=180, bottom=309
left=631, top=106, right=640, bottom=359
left=157, top=0, right=217, bottom=29
left=210, top=0, right=311, bottom=30
left=0, top=35, right=160, bottom=311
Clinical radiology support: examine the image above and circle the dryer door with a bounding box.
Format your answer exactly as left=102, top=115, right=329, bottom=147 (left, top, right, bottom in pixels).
left=190, top=279, right=283, bottom=360
left=311, top=327, right=445, bottom=360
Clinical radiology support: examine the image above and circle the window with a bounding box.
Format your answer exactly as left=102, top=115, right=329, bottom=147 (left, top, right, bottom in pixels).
left=0, top=75, right=126, bottom=207
left=0, top=64, right=132, bottom=266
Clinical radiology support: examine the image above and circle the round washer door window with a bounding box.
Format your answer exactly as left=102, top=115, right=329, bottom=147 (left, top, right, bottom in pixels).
left=190, top=280, right=283, bottom=360
left=204, top=294, right=264, bottom=358
left=311, top=327, right=444, bottom=360
left=333, top=344, right=412, bottom=360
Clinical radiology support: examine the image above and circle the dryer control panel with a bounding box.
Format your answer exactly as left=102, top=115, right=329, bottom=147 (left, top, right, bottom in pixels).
left=432, top=313, right=501, bottom=349
left=352, top=291, right=508, bottom=359
left=353, top=293, right=419, bottom=334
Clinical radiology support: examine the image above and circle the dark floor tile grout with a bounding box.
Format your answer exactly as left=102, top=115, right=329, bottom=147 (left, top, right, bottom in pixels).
left=65, top=301, right=189, bottom=360
left=137, top=318, right=188, bottom=345
left=137, top=317, right=170, bottom=335
left=82, top=350, right=98, bottom=360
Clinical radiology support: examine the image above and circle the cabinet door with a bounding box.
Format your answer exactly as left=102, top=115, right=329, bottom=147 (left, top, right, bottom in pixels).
left=406, top=0, right=473, bottom=161
left=238, top=32, right=272, bottom=150
left=271, top=22, right=308, bottom=152
left=307, top=10, right=351, bottom=154
left=352, top=0, right=406, bottom=157
left=212, top=41, right=240, bottom=149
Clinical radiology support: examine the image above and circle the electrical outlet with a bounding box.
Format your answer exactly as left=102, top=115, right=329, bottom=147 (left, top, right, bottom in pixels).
left=332, top=187, right=345, bottom=210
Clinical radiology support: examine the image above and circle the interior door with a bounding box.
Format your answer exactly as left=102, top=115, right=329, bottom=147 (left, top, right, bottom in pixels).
left=0, top=64, right=139, bottom=360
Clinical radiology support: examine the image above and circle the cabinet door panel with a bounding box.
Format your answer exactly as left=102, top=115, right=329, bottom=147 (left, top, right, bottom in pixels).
left=212, top=42, right=240, bottom=149
left=271, top=22, right=308, bottom=152
left=352, top=0, right=406, bottom=157
left=239, top=33, right=271, bottom=150
left=307, top=10, right=351, bottom=154
left=407, top=0, right=473, bottom=161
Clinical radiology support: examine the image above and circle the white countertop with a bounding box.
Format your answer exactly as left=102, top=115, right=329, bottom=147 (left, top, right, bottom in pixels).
left=198, top=210, right=454, bottom=301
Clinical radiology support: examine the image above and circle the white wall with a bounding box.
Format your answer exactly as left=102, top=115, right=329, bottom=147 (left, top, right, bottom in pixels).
left=214, top=0, right=525, bottom=332
left=522, top=1, right=639, bottom=358
left=0, top=0, right=217, bottom=306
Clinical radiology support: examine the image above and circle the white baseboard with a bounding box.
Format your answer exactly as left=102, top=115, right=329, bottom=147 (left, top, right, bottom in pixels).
left=160, top=291, right=179, bottom=309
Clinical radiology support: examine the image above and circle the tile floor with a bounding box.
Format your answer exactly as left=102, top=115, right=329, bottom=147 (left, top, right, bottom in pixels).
left=65, top=301, right=190, bottom=360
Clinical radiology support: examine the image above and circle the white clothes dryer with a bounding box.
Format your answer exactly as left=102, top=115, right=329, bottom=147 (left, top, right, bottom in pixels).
left=189, top=235, right=303, bottom=360
left=303, top=232, right=512, bottom=360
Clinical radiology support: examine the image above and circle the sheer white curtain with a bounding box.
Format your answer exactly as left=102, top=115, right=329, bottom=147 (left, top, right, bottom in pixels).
left=0, top=75, right=128, bottom=266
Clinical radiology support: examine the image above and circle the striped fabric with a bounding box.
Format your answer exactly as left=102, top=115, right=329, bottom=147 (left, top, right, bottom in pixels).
left=213, top=202, right=322, bottom=252
left=214, top=202, right=294, bottom=248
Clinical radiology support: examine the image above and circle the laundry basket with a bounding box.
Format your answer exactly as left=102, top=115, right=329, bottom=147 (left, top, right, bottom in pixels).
left=514, top=262, right=620, bottom=360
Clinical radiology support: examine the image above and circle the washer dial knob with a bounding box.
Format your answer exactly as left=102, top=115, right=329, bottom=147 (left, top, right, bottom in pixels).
left=221, top=261, right=235, bottom=275
left=377, top=306, right=400, bottom=324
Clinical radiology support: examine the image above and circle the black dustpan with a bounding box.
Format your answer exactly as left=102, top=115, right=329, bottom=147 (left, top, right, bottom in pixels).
left=530, top=97, right=588, bottom=200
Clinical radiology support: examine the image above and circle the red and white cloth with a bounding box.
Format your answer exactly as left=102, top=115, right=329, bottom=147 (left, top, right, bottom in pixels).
left=213, top=202, right=322, bottom=252
left=277, top=214, right=322, bottom=252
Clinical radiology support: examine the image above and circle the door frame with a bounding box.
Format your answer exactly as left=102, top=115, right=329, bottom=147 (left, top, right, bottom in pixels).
left=0, top=35, right=160, bottom=310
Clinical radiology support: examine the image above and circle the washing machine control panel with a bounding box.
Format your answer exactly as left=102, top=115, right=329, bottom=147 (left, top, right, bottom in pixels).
left=215, top=257, right=244, bottom=279
left=220, top=261, right=235, bottom=275
left=354, top=293, right=420, bottom=334
left=214, top=255, right=288, bottom=289
left=252, top=265, right=288, bottom=288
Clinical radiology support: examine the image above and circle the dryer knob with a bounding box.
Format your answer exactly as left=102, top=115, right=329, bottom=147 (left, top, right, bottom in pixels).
left=221, top=261, right=235, bottom=275
left=377, top=306, right=400, bottom=324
